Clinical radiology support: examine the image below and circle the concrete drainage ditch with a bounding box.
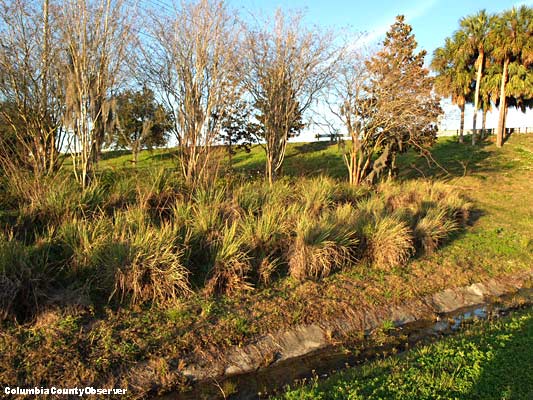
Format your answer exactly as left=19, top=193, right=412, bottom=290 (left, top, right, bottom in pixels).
left=161, top=270, right=533, bottom=399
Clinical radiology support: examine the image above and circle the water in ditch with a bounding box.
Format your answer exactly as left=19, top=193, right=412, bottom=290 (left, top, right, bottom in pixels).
left=163, top=288, right=533, bottom=400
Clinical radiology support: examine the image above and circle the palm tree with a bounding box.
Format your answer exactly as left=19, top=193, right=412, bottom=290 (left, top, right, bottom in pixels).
left=479, top=63, right=500, bottom=139
left=431, top=34, right=473, bottom=144
left=459, top=10, right=494, bottom=145
left=490, top=6, right=533, bottom=147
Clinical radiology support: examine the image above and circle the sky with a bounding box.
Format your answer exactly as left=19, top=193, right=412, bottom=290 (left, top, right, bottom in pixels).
left=228, top=0, right=531, bottom=55
left=154, top=0, right=533, bottom=136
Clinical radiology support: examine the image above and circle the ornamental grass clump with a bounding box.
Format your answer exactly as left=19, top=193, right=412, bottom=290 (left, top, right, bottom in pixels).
left=297, top=176, right=339, bottom=216
left=0, top=231, right=60, bottom=322
left=289, top=210, right=358, bottom=281
left=110, top=215, right=191, bottom=307
left=414, top=208, right=458, bottom=254
left=204, top=222, right=252, bottom=296
left=240, top=204, right=292, bottom=284
left=364, top=215, right=414, bottom=270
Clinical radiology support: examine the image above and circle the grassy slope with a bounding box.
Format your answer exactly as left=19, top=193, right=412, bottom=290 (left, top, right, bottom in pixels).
left=228, top=134, right=533, bottom=295
left=402, top=135, right=533, bottom=291
left=2, top=134, right=532, bottom=396
left=278, top=306, right=533, bottom=400
left=95, top=134, right=533, bottom=346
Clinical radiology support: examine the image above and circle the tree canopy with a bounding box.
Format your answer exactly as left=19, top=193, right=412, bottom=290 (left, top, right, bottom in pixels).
left=432, top=5, right=533, bottom=147
left=109, top=87, right=172, bottom=163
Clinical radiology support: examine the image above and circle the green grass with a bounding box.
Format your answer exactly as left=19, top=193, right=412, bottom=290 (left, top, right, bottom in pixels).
left=1, top=133, right=533, bottom=398
left=277, top=306, right=533, bottom=400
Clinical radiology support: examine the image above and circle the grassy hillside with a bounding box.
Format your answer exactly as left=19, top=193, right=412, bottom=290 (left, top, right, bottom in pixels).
left=1, top=133, right=532, bottom=397
left=98, top=134, right=533, bottom=286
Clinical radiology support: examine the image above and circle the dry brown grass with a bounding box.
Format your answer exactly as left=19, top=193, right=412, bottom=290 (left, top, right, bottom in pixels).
left=365, top=216, right=414, bottom=270
left=288, top=212, right=358, bottom=281
left=414, top=208, right=458, bottom=254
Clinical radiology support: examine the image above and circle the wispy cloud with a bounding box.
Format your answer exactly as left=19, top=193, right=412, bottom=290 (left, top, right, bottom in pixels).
left=515, top=0, right=533, bottom=6
left=358, top=0, right=439, bottom=47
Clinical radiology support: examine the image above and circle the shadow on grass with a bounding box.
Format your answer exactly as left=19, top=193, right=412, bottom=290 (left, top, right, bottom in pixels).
left=232, top=142, right=346, bottom=180
left=290, top=141, right=333, bottom=155
left=147, top=149, right=179, bottom=162
left=398, top=135, right=495, bottom=181
left=99, top=149, right=130, bottom=161
left=466, top=311, right=533, bottom=399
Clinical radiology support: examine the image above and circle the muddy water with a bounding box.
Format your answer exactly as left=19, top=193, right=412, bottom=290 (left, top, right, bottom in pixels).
left=164, top=288, right=533, bottom=400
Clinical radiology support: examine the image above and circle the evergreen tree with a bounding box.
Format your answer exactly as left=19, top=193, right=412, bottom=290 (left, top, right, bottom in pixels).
left=363, top=15, right=441, bottom=182
left=110, top=87, right=172, bottom=163
left=216, top=101, right=259, bottom=166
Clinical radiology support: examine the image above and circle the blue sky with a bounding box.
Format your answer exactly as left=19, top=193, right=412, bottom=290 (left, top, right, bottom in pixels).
left=228, top=0, right=530, bottom=54
left=154, top=0, right=532, bottom=133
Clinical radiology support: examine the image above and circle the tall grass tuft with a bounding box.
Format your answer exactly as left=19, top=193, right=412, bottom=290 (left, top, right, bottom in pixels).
left=110, top=220, right=191, bottom=306
left=414, top=208, right=458, bottom=254
left=288, top=210, right=358, bottom=281
left=297, top=176, right=338, bottom=216
left=364, top=216, right=414, bottom=270
left=240, top=204, right=292, bottom=284
left=233, top=181, right=269, bottom=214
left=204, top=223, right=252, bottom=296
left=431, top=184, right=473, bottom=227
left=0, top=232, right=53, bottom=321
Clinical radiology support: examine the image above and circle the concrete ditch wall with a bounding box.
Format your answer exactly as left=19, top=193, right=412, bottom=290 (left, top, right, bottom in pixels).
left=154, top=270, right=533, bottom=399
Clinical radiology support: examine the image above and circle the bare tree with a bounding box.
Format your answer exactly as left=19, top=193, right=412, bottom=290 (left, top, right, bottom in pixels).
left=0, top=0, right=66, bottom=176
left=242, top=10, right=338, bottom=184
left=58, top=0, right=134, bottom=188
left=145, top=0, right=241, bottom=187
left=332, top=16, right=441, bottom=185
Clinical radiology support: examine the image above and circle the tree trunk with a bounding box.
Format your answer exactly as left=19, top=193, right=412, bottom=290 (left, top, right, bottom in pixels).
left=132, top=141, right=139, bottom=164
left=459, top=103, right=465, bottom=143
left=497, top=58, right=509, bottom=148
left=266, top=152, right=273, bottom=186
left=472, top=51, right=484, bottom=146
left=481, top=108, right=487, bottom=140
left=365, top=144, right=391, bottom=184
